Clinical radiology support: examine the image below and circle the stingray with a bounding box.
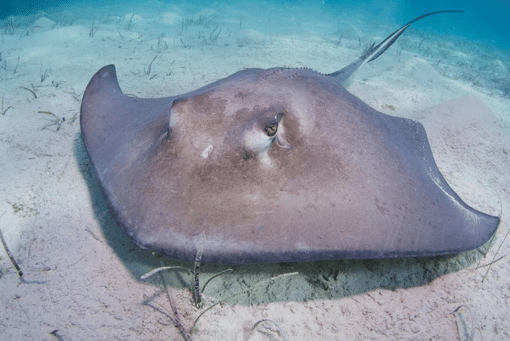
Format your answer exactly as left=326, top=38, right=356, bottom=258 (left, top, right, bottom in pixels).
left=80, top=11, right=499, bottom=264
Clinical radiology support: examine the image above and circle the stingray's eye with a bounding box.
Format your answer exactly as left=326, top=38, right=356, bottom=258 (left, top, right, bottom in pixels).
left=265, top=121, right=278, bottom=137
left=264, top=113, right=284, bottom=137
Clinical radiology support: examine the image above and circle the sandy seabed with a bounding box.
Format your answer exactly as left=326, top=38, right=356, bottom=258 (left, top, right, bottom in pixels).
left=0, top=3, right=509, bottom=340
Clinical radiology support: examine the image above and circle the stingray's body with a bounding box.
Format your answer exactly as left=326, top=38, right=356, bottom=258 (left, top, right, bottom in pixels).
left=80, top=11, right=499, bottom=264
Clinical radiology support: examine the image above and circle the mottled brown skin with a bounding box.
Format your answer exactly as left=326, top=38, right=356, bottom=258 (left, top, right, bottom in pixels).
left=80, top=64, right=499, bottom=264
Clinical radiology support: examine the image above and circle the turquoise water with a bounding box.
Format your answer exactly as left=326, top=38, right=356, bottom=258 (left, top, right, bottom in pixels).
left=2, top=0, right=509, bottom=50
left=1, top=0, right=508, bottom=99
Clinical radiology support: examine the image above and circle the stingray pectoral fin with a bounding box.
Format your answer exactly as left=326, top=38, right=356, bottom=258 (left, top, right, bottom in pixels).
left=80, top=65, right=176, bottom=237
left=382, top=115, right=500, bottom=256
left=81, top=65, right=175, bottom=163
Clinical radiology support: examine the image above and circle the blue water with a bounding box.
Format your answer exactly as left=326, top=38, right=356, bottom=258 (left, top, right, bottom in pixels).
left=323, top=0, right=510, bottom=50
left=2, top=0, right=509, bottom=50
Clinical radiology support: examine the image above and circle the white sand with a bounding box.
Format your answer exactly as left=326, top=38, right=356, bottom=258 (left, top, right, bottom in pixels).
left=0, top=4, right=509, bottom=340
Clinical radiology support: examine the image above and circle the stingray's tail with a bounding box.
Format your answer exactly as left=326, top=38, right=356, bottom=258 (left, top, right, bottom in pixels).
left=329, top=10, right=463, bottom=83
